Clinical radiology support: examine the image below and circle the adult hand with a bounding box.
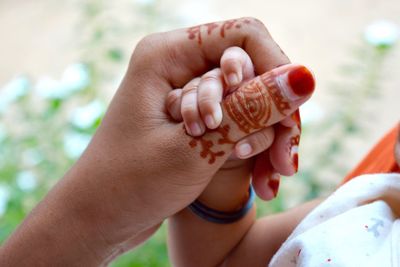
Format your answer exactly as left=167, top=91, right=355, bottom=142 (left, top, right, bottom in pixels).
left=166, top=46, right=304, bottom=201
left=0, top=17, right=314, bottom=266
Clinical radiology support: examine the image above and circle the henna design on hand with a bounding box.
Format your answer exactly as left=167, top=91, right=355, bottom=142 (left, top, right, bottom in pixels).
left=187, top=124, right=234, bottom=164
left=220, top=19, right=237, bottom=37
left=260, top=72, right=291, bottom=116
left=216, top=124, right=235, bottom=145
left=187, top=18, right=252, bottom=45
left=187, top=26, right=202, bottom=44
left=290, top=135, right=300, bottom=148
left=189, top=138, right=225, bottom=164
left=224, top=72, right=292, bottom=134
left=224, top=78, right=272, bottom=133
left=205, top=22, right=219, bottom=35
left=291, top=110, right=301, bottom=130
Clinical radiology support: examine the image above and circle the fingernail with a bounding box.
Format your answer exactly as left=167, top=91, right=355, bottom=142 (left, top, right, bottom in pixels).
left=205, top=105, right=222, bottom=129
left=267, top=173, right=280, bottom=198
left=263, top=187, right=275, bottom=201
left=205, top=115, right=216, bottom=129
left=189, top=122, right=202, bottom=136
left=290, top=145, right=299, bottom=172
left=215, top=105, right=223, bottom=121
left=292, top=152, right=298, bottom=172
left=227, top=73, right=240, bottom=86
left=272, top=65, right=315, bottom=102
left=288, top=66, right=315, bottom=97
left=213, top=105, right=223, bottom=127
left=236, top=142, right=252, bottom=158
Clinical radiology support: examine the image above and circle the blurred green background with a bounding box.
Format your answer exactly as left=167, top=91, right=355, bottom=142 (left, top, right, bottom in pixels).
left=0, top=0, right=399, bottom=266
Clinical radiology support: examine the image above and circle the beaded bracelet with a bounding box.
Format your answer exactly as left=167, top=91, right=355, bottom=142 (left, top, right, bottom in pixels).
left=188, top=185, right=255, bottom=224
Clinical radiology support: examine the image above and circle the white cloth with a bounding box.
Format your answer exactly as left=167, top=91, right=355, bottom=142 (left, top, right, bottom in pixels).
left=270, top=173, right=400, bottom=267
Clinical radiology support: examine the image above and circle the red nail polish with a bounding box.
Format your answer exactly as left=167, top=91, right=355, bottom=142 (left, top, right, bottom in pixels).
left=292, top=152, right=299, bottom=173
left=288, top=66, right=315, bottom=97
left=290, top=135, right=300, bottom=173
left=268, top=178, right=280, bottom=197
left=291, top=110, right=301, bottom=130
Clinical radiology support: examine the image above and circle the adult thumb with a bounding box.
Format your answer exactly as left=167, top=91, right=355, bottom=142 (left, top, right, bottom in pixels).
left=220, top=64, right=315, bottom=142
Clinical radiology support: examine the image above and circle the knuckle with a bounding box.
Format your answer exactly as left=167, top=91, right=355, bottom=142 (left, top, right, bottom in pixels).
left=166, top=91, right=181, bottom=109
left=201, top=69, right=221, bottom=82
left=243, top=17, right=271, bottom=37
left=166, top=90, right=178, bottom=101
left=181, top=105, right=197, bottom=118
left=201, top=75, right=219, bottom=85
left=136, top=33, right=160, bottom=50
left=222, top=57, right=241, bottom=69
left=182, top=85, right=197, bottom=96
left=254, top=129, right=274, bottom=150
left=245, top=17, right=265, bottom=28
left=199, top=95, right=216, bottom=105
left=131, top=33, right=162, bottom=67
left=223, top=47, right=246, bottom=61
left=198, top=99, right=215, bottom=114
left=252, top=18, right=265, bottom=27
left=182, top=78, right=200, bottom=96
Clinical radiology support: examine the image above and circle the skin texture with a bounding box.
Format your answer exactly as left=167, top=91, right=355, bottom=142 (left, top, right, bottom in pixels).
left=0, top=18, right=316, bottom=266
left=166, top=48, right=306, bottom=200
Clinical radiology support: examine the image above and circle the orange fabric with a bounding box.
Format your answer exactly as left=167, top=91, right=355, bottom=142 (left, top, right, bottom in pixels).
left=342, top=123, right=400, bottom=184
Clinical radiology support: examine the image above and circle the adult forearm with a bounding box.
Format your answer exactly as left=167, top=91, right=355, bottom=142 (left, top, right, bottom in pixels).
left=0, top=151, right=157, bottom=266
left=0, top=178, right=109, bottom=266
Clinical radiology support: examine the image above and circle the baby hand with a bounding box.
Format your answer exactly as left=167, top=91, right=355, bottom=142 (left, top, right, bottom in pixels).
left=166, top=47, right=306, bottom=200
left=166, top=46, right=255, bottom=134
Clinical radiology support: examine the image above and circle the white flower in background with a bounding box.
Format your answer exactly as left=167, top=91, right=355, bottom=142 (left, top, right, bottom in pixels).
left=63, top=132, right=91, bottom=159
left=61, top=63, right=90, bottom=92
left=70, top=100, right=104, bottom=129
left=0, top=76, right=30, bottom=113
left=299, top=101, right=324, bottom=124
left=0, top=185, right=10, bottom=216
left=36, top=63, right=90, bottom=99
left=22, top=149, right=43, bottom=166
left=35, top=76, right=66, bottom=99
left=16, top=171, right=37, bottom=191
left=364, top=20, right=400, bottom=47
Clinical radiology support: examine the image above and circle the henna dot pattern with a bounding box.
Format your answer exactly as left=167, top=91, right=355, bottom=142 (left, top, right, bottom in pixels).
left=187, top=124, right=235, bottom=164
left=186, top=18, right=253, bottom=45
